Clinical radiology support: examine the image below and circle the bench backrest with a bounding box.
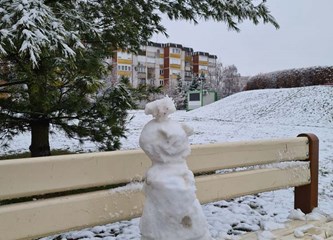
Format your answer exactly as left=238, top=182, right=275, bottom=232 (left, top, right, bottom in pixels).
left=0, top=133, right=318, bottom=240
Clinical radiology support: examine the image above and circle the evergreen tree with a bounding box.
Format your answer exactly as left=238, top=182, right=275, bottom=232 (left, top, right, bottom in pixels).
left=189, top=76, right=200, bottom=91
left=0, top=0, right=279, bottom=157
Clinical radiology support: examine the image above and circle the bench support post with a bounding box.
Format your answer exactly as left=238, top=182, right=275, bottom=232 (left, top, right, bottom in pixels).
left=295, top=133, right=319, bottom=214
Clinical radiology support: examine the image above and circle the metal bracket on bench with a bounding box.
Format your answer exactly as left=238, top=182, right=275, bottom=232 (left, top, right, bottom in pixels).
left=295, top=133, right=319, bottom=214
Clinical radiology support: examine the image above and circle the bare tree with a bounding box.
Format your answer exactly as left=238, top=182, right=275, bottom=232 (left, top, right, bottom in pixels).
left=221, top=65, right=241, bottom=97
left=207, top=63, right=242, bottom=98
left=207, top=61, right=223, bottom=94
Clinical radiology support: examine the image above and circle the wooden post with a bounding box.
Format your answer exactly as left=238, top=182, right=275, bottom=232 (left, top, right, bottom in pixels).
left=294, top=133, right=319, bottom=213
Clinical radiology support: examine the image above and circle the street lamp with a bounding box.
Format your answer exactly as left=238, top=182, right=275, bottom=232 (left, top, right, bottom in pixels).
left=199, top=72, right=205, bottom=107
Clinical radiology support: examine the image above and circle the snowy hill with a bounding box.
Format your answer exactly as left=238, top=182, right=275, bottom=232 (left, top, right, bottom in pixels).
left=3, top=86, right=333, bottom=240
left=186, top=85, right=333, bottom=127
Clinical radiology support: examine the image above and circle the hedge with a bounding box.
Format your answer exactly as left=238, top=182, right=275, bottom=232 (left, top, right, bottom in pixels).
left=244, top=66, right=333, bottom=90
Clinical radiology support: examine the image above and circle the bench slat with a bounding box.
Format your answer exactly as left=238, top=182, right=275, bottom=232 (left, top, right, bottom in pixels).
left=0, top=150, right=149, bottom=201
left=190, top=137, right=309, bottom=173
left=0, top=166, right=310, bottom=240
left=0, top=185, right=145, bottom=240
left=196, top=165, right=310, bottom=204
left=0, top=137, right=309, bottom=201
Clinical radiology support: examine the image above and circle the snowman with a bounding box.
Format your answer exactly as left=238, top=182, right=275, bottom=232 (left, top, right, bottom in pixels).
left=139, top=96, right=212, bottom=240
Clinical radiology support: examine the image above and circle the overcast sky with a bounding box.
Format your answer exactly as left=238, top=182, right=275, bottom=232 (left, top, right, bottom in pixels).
left=152, top=0, right=333, bottom=76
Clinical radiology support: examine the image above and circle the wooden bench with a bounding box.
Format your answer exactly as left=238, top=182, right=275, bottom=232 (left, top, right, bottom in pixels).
left=0, top=133, right=319, bottom=240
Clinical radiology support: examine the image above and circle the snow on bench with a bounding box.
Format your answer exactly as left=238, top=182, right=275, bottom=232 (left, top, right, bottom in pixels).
left=241, top=206, right=333, bottom=239
left=0, top=133, right=319, bottom=240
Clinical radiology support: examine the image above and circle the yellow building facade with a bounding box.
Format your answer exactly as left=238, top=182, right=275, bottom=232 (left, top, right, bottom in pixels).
left=111, top=42, right=217, bottom=89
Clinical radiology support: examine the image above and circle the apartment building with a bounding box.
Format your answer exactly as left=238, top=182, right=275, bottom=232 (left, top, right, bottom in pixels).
left=192, top=52, right=218, bottom=84
left=111, top=42, right=217, bottom=89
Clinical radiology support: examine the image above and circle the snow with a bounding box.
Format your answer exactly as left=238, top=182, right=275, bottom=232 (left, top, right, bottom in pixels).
left=3, top=85, right=333, bottom=239
left=293, top=224, right=314, bottom=238
left=288, top=209, right=306, bottom=221
left=256, top=230, right=276, bottom=240
left=109, top=182, right=143, bottom=194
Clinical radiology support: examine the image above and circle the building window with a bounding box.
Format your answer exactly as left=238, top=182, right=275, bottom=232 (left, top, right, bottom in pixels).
left=118, top=52, right=132, bottom=59
left=170, top=58, right=181, bottom=64
left=118, top=65, right=132, bottom=71
left=199, top=66, right=208, bottom=71
left=172, top=48, right=181, bottom=54
left=160, top=69, right=164, bottom=75
left=171, top=69, right=181, bottom=75
left=138, top=49, right=146, bottom=56
left=185, top=71, right=192, bottom=77
left=137, top=66, right=145, bottom=73
left=140, top=79, right=146, bottom=85
left=147, top=57, right=155, bottom=63
left=199, top=55, right=208, bottom=61
left=159, top=80, right=164, bottom=86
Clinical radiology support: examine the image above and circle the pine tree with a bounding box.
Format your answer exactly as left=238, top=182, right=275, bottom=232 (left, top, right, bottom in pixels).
left=189, top=76, right=200, bottom=91
left=0, top=0, right=279, bottom=157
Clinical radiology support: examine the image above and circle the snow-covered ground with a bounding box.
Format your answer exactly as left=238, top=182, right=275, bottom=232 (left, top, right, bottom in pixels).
left=3, top=86, right=333, bottom=239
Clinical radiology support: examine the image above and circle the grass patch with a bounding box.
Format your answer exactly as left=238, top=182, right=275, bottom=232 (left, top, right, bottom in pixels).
left=0, top=149, right=75, bottom=160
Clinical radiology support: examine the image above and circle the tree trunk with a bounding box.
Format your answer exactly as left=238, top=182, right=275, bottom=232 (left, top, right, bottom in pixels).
left=29, top=120, right=51, bottom=157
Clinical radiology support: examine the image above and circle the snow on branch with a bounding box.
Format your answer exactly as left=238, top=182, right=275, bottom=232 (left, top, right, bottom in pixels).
left=0, top=0, right=85, bottom=67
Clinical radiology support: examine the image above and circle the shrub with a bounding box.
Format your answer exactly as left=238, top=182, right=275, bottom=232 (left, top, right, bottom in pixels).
left=244, top=66, right=333, bottom=90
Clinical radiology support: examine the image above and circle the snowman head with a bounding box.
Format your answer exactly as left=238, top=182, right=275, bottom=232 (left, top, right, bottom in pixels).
left=139, top=97, right=193, bottom=163
left=144, top=96, right=176, bottom=122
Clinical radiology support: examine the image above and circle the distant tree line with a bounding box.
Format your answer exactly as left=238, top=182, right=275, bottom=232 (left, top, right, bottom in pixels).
left=244, top=66, right=333, bottom=90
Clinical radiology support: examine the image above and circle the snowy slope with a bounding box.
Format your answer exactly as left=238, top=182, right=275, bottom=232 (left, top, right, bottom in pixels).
left=2, top=86, right=333, bottom=240
left=185, top=85, right=333, bottom=127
